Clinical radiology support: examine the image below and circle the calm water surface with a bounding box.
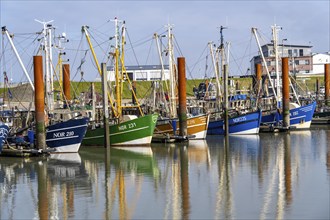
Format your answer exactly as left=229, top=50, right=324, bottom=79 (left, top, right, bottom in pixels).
left=1, top=126, right=329, bottom=219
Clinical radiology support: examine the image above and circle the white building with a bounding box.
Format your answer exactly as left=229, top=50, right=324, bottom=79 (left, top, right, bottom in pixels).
left=106, top=65, right=170, bottom=81
left=312, top=53, right=330, bottom=75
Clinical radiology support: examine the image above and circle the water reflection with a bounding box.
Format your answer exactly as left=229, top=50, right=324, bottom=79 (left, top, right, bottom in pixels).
left=47, top=153, right=84, bottom=219
left=0, top=129, right=329, bottom=219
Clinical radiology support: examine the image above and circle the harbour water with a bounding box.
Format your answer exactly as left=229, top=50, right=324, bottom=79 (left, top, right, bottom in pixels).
left=0, top=126, right=329, bottom=219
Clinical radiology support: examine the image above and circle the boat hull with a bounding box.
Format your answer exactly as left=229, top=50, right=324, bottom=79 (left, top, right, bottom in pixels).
left=82, top=113, right=158, bottom=146
left=154, top=114, right=209, bottom=139
left=46, top=117, right=89, bottom=153
left=261, top=102, right=316, bottom=129
left=207, top=110, right=262, bottom=135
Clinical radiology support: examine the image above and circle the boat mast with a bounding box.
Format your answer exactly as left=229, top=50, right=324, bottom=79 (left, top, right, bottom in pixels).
left=113, top=17, right=122, bottom=118
left=81, top=25, right=116, bottom=116
left=117, top=20, right=144, bottom=116
left=272, top=25, right=300, bottom=106
left=166, top=24, right=177, bottom=119
left=154, top=33, right=169, bottom=113
left=1, top=26, right=35, bottom=91
left=36, top=20, right=55, bottom=111
left=219, top=26, right=227, bottom=97
left=55, top=32, right=68, bottom=101
left=272, top=24, right=281, bottom=106
left=252, top=27, right=279, bottom=105
left=209, top=42, right=221, bottom=110
left=81, top=26, right=102, bottom=74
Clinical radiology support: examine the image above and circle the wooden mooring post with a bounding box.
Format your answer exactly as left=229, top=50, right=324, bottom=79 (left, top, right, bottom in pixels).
left=282, top=57, right=290, bottom=128
left=63, top=63, right=71, bottom=101
left=255, top=63, right=262, bottom=95
left=34, top=55, right=46, bottom=150
left=177, top=57, right=188, bottom=138
left=325, top=63, right=330, bottom=106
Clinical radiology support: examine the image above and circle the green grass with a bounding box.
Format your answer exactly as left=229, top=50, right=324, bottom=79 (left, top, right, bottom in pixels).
left=1, top=76, right=325, bottom=102
left=62, top=76, right=324, bottom=99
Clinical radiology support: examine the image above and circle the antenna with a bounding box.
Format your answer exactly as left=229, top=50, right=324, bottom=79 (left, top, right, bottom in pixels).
left=35, top=19, right=54, bottom=29
left=218, top=25, right=228, bottom=49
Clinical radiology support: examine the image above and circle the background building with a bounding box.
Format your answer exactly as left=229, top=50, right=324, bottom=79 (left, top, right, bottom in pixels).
left=251, top=43, right=330, bottom=76
left=312, top=53, right=330, bottom=74
left=105, top=65, right=170, bottom=81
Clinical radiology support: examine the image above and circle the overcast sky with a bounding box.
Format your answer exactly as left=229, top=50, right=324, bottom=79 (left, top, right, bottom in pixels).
left=1, top=0, right=329, bottom=83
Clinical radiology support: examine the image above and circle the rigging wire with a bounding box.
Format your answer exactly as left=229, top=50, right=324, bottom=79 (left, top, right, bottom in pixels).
left=125, top=29, right=141, bottom=66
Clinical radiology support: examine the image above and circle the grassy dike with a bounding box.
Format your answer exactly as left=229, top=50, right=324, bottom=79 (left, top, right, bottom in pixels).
left=0, top=76, right=324, bottom=102
left=62, top=76, right=323, bottom=99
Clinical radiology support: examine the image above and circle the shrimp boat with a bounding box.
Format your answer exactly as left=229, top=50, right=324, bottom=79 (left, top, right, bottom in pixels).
left=207, top=110, right=262, bottom=135
left=83, top=113, right=158, bottom=146
left=151, top=25, right=209, bottom=141
left=45, top=117, right=89, bottom=152
left=2, top=24, right=89, bottom=153
left=252, top=25, right=316, bottom=130
left=81, top=18, right=157, bottom=146
left=154, top=114, right=210, bottom=140
left=205, top=27, right=262, bottom=135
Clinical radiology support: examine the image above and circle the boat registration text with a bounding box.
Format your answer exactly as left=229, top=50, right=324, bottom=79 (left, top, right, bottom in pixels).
left=53, top=131, right=75, bottom=138
left=118, top=122, right=137, bottom=131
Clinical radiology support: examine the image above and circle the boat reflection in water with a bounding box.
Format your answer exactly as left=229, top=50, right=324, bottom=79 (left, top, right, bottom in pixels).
left=150, top=140, right=210, bottom=219
left=45, top=153, right=86, bottom=220
left=109, top=146, right=160, bottom=178
left=80, top=146, right=161, bottom=220
left=0, top=129, right=329, bottom=219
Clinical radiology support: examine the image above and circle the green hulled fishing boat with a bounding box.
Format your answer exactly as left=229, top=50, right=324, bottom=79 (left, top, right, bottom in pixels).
left=81, top=18, right=158, bottom=146
left=83, top=113, right=158, bottom=146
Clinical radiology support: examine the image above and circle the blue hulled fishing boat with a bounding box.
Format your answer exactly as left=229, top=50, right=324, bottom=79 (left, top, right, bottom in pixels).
left=208, top=109, right=262, bottom=135
left=261, top=102, right=316, bottom=129
left=46, top=117, right=89, bottom=153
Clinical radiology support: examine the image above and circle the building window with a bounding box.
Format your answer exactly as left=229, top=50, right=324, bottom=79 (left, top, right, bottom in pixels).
left=294, top=49, right=298, bottom=56
left=288, top=49, right=292, bottom=56
left=295, top=60, right=299, bottom=65
left=305, top=60, right=310, bottom=65
left=299, top=49, right=303, bottom=56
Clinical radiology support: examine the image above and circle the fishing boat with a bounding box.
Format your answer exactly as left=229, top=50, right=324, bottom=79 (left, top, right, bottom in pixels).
left=205, top=27, right=262, bottom=135
left=46, top=117, right=89, bottom=152
left=36, top=21, right=89, bottom=152
left=81, top=18, right=157, bottom=146
left=208, top=109, right=262, bottom=135
left=154, top=114, right=210, bottom=140
left=83, top=113, right=158, bottom=146
left=261, top=102, right=316, bottom=129
left=2, top=24, right=89, bottom=153
left=0, top=124, right=10, bottom=154
left=252, top=25, right=316, bottom=130
left=151, top=25, right=209, bottom=141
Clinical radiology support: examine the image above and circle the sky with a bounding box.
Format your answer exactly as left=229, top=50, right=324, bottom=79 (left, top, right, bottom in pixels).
left=1, top=0, right=329, bottom=83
